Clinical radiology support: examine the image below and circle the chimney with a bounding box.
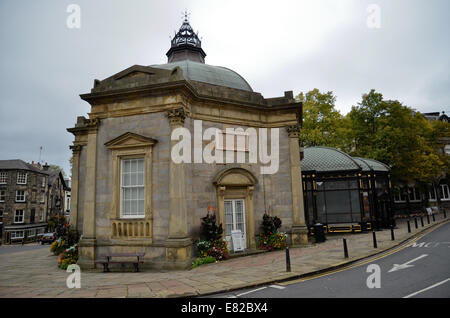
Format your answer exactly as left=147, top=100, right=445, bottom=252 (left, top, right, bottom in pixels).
left=43, top=162, right=49, bottom=171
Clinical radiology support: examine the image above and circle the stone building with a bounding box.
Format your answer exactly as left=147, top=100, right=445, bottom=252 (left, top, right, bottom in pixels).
left=0, top=160, right=49, bottom=244
left=68, top=18, right=307, bottom=269
left=46, top=168, right=68, bottom=219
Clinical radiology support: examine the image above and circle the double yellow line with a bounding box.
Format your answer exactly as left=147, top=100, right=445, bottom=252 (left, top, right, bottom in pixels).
left=279, top=220, right=449, bottom=286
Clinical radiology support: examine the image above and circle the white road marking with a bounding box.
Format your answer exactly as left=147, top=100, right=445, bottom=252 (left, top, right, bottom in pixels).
left=269, top=285, right=286, bottom=290
left=388, top=254, right=428, bottom=273
left=403, top=278, right=450, bottom=298
left=236, top=287, right=267, bottom=297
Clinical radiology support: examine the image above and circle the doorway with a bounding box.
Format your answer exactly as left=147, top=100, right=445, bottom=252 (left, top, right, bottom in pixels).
left=224, top=199, right=246, bottom=250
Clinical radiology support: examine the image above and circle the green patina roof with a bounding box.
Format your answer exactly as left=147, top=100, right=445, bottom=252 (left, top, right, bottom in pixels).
left=301, top=147, right=361, bottom=173
left=301, top=147, right=390, bottom=173
left=152, top=60, right=253, bottom=92
left=353, top=157, right=390, bottom=172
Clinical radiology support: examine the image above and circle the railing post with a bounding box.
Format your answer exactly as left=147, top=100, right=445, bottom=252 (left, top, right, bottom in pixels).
left=343, top=238, right=349, bottom=258
left=286, top=246, right=291, bottom=272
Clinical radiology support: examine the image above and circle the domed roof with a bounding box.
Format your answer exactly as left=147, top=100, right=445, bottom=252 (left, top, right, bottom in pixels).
left=353, top=157, right=390, bottom=172
left=302, top=147, right=361, bottom=173
left=302, top=147, right=391, bottom=173
left=152, top=60, right=253, bottom=92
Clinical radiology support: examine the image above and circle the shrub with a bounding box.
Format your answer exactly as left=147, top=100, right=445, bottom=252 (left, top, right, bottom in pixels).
left=51, top=238, right=66, bottom=255
left=200, top=211, right=223, bottom=241
left=258, top=213, right=286, bottom=252
left=258, top=232, right=287, bottom=252
left=196, top=240, right=212, bottom=258
left=208, top=238, right=230, bottom=261
left=261, top=213, right=282, bottom=235
left=192, top=256, right=217, bottom=269
left=58, top=244, right=78, bottom=270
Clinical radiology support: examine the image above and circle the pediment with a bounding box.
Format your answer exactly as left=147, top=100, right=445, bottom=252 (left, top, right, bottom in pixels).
left=213, top=167, right=258, bottom=186
left=112, top=65, right=169, bottom=80
left=115, top=70, right=155, bottom=80
left=105, top=132, right=157, bottom=150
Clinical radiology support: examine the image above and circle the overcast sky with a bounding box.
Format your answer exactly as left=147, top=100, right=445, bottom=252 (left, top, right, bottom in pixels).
left=0, top=0, right=449, bottom=176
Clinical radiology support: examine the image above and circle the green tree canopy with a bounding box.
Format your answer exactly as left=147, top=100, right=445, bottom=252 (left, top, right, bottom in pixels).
left=296, top=89, right=350, bottom=150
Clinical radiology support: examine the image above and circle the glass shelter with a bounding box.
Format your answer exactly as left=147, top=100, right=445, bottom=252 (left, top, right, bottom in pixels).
left=301, top=147, right=393, bottom=233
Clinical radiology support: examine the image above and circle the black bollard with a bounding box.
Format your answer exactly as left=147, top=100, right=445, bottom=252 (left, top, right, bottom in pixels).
left=432, top=213, right=435, bottom=222
left=414, top=218, right=418, bottom=229
left=420, top=216, right=424, bottom=227
left=286, top=246, right=291, bottom=272
left=427, top=214, right=430, bottom=224
left=372, top=230, right=377, bottom=248
left=407, top=220, right=411, bottom=233
left=391, top=226, right=395, bottom=241
left=343, top=238, right=349, bottom=258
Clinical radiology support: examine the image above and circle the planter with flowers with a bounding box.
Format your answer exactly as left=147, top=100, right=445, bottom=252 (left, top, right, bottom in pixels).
left=258, top=213, right=287, bottom=252
left=193, top=206, right=230, bottom=268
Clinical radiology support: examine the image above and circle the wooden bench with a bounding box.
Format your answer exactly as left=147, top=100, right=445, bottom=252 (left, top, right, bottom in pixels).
left=95, top=253, right=145, bottom=272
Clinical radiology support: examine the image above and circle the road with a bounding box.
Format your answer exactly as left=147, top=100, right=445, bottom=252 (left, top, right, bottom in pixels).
left=0, top=243, right=48, bottom=255
left=210, top=221, right=450, bottom=298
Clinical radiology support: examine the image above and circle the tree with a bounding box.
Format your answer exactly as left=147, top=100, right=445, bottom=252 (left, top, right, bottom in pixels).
left=296, top=89, right=350, bottom=150
left=49, top=165, right=67, bottom=178
left=346, top=90, right=450, bottom=186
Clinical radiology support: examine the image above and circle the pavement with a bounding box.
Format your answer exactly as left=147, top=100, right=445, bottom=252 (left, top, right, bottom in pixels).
left=0, top=214, right=448, bottom=298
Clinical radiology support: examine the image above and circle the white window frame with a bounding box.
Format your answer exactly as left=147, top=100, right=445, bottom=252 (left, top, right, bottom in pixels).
left=10, top=230, right=24, bottom=239
left=15, top=190, right=26, bottom=202
left=17, top=172, right=27, bottom=185
left=14, top=210, right=24, bottom=223
left=393, top=187, right=406, bottom=203
left=41, top=176, right=46, bottom=187
left=120, top=158, right=145, bottom=219
left=440, top=184, right=450, bottom=201
left=40, top=192, right=45, bottom=203
left=428, top=186, right=437, bottom=202
left=39, top=209, right=44, bottom=222
left=0, top=172, right=8, bottom=184
left=409, top=187, right=421, bottom=202
left=28, top=229, right=35, bottom=237
left=0, top=190, right=5, bottom=202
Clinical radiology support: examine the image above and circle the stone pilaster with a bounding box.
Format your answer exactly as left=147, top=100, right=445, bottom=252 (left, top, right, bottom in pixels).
left=69, top=145, right=82, bottom=230
left=78, top=118, right=99, bottom=269
left=286, top=124, right=308, bottom=245
left=165, top=108, right=192, bottom=269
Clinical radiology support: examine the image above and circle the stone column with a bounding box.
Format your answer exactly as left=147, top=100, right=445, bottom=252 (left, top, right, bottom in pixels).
left=69, top=145, right=81, bottom=230
left=286, top=124, right=308, bottom=245
left=78, top=118, right=99, bottom=269
left=165, top=108, right=192, bottom=269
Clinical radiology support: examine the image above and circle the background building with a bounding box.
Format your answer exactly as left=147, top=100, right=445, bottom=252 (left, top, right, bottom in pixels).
left=0, top=160, right=49, bottom=244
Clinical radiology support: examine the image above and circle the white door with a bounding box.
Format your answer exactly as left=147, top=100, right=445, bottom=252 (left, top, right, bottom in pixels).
left=224, top=199, right=246, bottom=250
